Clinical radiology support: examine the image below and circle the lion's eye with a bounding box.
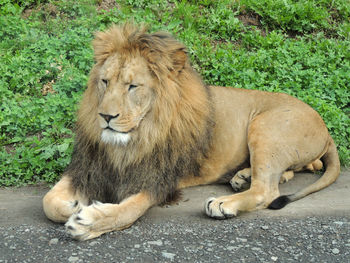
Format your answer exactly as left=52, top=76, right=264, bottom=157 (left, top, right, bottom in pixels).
left=102, top=79, right=108, bottom=86
left=128, top=84, right=138, bottom=91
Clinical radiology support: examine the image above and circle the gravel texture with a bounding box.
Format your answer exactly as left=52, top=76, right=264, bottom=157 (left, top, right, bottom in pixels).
left=1, top=216, right=349, bottom=262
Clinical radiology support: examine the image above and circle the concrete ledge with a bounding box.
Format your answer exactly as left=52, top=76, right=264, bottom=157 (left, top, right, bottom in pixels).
left=0, top=169, right=349, bottom=227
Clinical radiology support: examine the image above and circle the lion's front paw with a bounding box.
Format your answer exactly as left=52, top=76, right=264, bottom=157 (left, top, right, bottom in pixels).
left=205, top=197, right=238, bottom=219
left=68, top=200, right=83, bottom=214
left=65, top=201, right=111, bottom=241
left=230, top=169, right=251, bottom=192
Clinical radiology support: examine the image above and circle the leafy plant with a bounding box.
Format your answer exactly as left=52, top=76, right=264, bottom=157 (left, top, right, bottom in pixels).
left=0, top=0, right=349, bottom=186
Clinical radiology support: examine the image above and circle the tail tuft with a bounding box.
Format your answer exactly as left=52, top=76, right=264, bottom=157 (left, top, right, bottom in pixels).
left=268, top=195, right=291, bottom=210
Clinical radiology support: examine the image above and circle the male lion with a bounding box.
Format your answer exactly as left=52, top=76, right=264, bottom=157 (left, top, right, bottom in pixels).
left=43, top=24, right=340, bottom=240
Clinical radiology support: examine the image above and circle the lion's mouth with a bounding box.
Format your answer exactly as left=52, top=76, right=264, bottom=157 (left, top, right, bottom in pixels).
left=104, top=126, right=133, bottom=134
left=101, top=127, right=132, bottom=145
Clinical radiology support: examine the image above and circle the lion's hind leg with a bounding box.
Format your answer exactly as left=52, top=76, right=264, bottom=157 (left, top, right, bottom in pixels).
left=43, top=175, right=88, bottom=223
left=230, top=168, right=295, bottom=191
left=206, top=156, right=282, bottom=219
left=206, top=107, right=331, bottom=219
left=207, top=110, right=299, bottom=218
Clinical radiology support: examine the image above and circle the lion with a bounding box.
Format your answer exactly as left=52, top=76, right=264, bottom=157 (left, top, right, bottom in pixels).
left=42, top=24, right=340, bottom=241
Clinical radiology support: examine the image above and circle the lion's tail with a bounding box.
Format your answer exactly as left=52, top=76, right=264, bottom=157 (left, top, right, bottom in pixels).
left=268, top=137, right=340, bottom=210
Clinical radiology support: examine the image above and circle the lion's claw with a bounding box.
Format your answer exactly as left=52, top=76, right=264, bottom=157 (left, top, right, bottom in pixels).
left=205, top=197, right=237, bottom=219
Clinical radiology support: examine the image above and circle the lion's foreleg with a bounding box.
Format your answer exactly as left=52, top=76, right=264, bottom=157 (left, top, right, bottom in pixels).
left=230, top=168, right=252, bottom=192
left=43, top=175, right=88, bottom=223
left=65, top=192, right=155, bottom=241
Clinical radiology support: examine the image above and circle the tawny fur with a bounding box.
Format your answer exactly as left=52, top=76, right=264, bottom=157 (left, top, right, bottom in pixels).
left=43, top=24, right=340, bottom=241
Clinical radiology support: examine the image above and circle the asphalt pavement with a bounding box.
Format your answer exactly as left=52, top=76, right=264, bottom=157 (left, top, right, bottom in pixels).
left=0, top=169, right=349, bottom=262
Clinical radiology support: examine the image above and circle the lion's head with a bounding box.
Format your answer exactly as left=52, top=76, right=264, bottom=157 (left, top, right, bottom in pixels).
left=68, top=24, right=214, bottom=203
left=78, top=24, right=210, bottom=149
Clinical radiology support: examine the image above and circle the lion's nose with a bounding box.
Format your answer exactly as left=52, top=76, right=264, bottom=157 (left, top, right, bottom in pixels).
left=99, top=113, right=119, bottom=123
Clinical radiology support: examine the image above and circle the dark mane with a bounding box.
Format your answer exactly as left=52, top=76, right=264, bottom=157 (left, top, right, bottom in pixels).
left=67, top=114, right=214, bottom=203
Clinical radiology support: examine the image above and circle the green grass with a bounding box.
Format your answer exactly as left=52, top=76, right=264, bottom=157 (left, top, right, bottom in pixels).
left=1, top=0, right=349, bottom=186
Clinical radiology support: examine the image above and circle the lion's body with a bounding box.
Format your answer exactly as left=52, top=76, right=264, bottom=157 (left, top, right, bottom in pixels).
left=180, top=86, right=330, bottom=188
left=43, top=24, right=340, bottom=240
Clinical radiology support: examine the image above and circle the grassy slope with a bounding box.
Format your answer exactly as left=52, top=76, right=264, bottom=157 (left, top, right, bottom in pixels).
left=0, top=0, right=349, bottom=186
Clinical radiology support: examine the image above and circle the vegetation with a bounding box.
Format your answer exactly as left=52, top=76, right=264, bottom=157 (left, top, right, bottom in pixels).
left=1, top=0, right=349, bottom=186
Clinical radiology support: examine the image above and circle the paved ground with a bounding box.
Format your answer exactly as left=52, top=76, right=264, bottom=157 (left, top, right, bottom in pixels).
left=0, top=169, right=349, bottom=262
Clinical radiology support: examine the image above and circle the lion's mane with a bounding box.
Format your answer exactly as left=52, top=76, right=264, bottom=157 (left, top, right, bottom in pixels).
left=66, top=24, right=214, bottom=204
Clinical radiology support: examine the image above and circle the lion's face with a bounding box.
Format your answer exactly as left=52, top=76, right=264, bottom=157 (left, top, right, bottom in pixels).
left=97, top=54, right=156, bottom=145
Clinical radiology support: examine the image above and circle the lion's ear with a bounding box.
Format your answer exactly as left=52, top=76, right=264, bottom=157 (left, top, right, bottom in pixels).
left=171, top=48, right=187, bottom=73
